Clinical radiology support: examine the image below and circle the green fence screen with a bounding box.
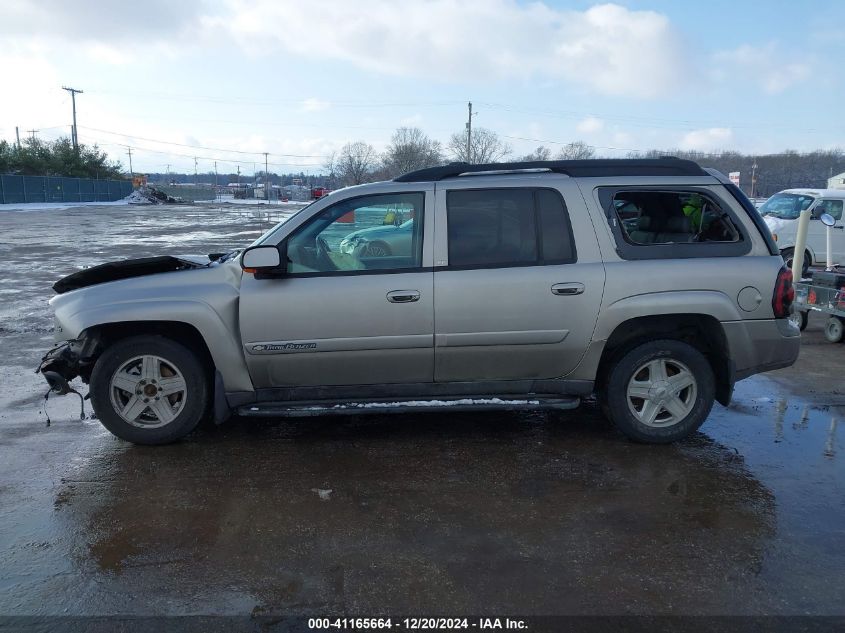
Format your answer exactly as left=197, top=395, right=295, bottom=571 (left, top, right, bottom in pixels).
left=0, top=175, right=133, bottom=204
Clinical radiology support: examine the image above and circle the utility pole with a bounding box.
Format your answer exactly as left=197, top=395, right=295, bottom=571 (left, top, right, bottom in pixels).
left=236, top=165, right=240, bottom=187
left=27, top=129, right=38, bottom=141
left=194, top=157, right=198, bottom=186
left=61, top=86, right=83, bottom=152
left=165, top=164, right=171, bottom=184
left=126, top=146, right=134, bottom=179
left=15, top=126, right=21, bottom=149
left=465, top=101, right=473, bottom=163
left=263, top=152, right=270, bottom=203
left=214, top=161, right=218, bottom=200
left=751, top=160, right=758, bottom=198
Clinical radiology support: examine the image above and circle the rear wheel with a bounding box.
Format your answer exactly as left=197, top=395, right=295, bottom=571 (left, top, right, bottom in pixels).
left=601, top=339, right=715, bottom=443
left=789, top=310, right=809, bottom=331
left=89, top=336, right=209, bottom=444
left=824, top=316, right=845, bottom=343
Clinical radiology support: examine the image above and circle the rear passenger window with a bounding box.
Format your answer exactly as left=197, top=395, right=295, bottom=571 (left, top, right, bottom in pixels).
left=613, top=190, right=741, bottom=245
left=447, top=188, right=575, bottom=267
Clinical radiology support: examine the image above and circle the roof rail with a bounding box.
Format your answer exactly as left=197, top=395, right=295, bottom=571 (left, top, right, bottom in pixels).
left=394, top=158, right=708, bottom=182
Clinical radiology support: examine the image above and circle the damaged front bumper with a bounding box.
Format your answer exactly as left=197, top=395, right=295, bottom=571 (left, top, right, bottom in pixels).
left=36, top=334, right=99, bottom=395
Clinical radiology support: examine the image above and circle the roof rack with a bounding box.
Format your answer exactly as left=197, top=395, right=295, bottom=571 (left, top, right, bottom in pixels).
left=394, top=158, right=707, bottom=182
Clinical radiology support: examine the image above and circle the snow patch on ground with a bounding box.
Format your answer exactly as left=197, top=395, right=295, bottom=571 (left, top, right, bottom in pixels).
left=301, top=398, right=542, bottom=411
left=197, top=197, right=310, bottom=208
left=0, top=200, right=132, bottom=212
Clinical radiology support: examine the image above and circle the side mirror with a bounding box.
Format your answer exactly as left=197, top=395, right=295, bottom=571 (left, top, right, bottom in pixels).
left=241, top=244, right=284, bottom=274
left=820, top=213, right=836, bottom=227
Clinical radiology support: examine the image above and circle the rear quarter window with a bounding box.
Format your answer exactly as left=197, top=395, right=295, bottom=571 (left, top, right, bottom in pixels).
left=598, top=187, right=752, bottom=260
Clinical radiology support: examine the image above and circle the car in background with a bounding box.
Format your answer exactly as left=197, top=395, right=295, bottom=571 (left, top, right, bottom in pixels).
left=339, top=219, right=414, bottom=257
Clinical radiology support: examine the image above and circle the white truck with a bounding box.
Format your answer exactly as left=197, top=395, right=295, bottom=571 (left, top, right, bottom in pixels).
left=761, top=189, right=845, bottom=274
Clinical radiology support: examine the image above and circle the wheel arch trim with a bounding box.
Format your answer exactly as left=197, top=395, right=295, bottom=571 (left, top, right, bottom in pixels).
left=60, top=300, right=254, bottom=393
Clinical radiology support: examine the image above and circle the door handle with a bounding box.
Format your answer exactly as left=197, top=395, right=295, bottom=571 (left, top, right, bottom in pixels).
left=551, top=282, right=585, bottom=296
left=834, top=226, right=844, bottom=230
left=387, top=290, right=420, bottom=303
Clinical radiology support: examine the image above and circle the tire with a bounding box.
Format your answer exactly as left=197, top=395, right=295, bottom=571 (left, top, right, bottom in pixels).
left=782, top=248, right=810, bottom=278
left=824, top=316, right=845, bottom=343
left=788, top=310, right=809, bottom=331
left=365, top=241, right=392, bottom=257
left=601, top=339, right=715, bottom=443
left=89, top=335, right=209, bottom=444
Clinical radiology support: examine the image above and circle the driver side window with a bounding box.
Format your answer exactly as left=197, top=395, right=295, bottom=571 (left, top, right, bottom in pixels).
left=286, top=192, right=425, bottom=275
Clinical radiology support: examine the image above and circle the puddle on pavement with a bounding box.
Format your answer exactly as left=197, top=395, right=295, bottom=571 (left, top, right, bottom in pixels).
left=0, top=376, right=839, bottom=615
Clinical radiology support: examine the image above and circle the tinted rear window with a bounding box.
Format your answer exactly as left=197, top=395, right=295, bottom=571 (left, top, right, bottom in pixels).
left=446, top=188, right=575, bottom=267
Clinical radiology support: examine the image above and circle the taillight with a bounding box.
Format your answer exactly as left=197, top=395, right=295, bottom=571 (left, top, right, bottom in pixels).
left=772, top=266, right=794, bottom=318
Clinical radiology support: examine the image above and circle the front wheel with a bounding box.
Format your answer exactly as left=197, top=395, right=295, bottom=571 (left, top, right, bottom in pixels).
left=601, top=339, right=715, bottom=443
left=89, top=336, right=209, bottom=444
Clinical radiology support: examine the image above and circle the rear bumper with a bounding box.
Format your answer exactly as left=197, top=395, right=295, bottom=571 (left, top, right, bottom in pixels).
left=723, top=318, right=800, bottom=381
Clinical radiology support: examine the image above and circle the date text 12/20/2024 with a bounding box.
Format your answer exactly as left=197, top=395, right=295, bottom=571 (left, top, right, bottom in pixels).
left=308, top=618, right=528, bottom=630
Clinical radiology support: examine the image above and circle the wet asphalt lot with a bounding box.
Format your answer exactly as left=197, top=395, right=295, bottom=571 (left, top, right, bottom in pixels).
left=0, top=203, right=844, bottom=618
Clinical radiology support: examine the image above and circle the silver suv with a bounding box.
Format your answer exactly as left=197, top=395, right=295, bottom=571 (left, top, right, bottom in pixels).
left=38, top=158, right=800, bottom=445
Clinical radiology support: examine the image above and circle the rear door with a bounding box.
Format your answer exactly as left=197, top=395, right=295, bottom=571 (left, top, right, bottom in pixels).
left=432, top=178, right=605, bottom=382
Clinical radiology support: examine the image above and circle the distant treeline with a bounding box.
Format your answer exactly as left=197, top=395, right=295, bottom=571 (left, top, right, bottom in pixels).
left=147, top=171, right=333, bottom=188
left=635, top=149, right=845, bottom=197
left=5, top=130, right=841, bottom=197
left=0, top=137, right=125, bottom=180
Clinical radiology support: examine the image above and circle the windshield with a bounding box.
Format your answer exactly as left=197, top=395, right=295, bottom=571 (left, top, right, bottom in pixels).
left=759, top=193, right=815, bottom=219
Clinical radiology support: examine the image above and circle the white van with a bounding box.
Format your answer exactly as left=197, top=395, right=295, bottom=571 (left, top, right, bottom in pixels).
left=760, top=189, right=845, bottom=273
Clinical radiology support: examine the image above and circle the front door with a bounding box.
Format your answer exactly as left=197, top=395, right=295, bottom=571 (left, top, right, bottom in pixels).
left=432, top=180, right=605, bottom=382
left=240, top=187, right=434, bottom=388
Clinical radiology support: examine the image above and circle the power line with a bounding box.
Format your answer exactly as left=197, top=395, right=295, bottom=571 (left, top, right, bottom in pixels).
left=82, top=135, right=322, bottom=168
left=500, top=133, right=644, bottom=155
left=77, top=125, right=329, bottom=158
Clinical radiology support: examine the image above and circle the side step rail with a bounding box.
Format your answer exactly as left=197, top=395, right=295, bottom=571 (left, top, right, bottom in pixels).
left=237, top=396, right=580, bottom=418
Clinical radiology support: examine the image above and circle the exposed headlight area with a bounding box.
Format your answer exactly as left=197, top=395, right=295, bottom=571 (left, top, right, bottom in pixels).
left=339, top=236, right=363, bottom=254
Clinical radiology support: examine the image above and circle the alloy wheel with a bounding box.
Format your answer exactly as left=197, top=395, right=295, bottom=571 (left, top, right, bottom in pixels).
left=626, top=357, right=697, bottom=427
left=109, top=355, right=188, bottom=428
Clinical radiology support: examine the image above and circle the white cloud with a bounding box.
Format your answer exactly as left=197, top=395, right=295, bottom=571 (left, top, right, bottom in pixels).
left=216, top=1, right=691, bottom=99
left=713, top=43, right=812, bottom=94
left=576, top=116, right=605, bottom=134
left=679, top=127, right=733, bottom=151
left=300, top=98, right=331, bottom=113
left=0, top=52, right=62, bottom=129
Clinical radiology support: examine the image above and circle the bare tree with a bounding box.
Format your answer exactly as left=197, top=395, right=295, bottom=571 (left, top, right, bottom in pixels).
left=519, top=146, right=552, bottom=162
left=336, top=141, right=377, bottom=186
left=447, top=127, right=512, bottom=164
left=557, top=141, right=596, bottom=160
left=322, top=151, right=338, bottom=188
left=381, top=127, right=443, bottom=178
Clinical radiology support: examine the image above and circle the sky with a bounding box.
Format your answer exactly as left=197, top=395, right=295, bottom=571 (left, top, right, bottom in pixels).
left=0, top=0, right=843, bottom=176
